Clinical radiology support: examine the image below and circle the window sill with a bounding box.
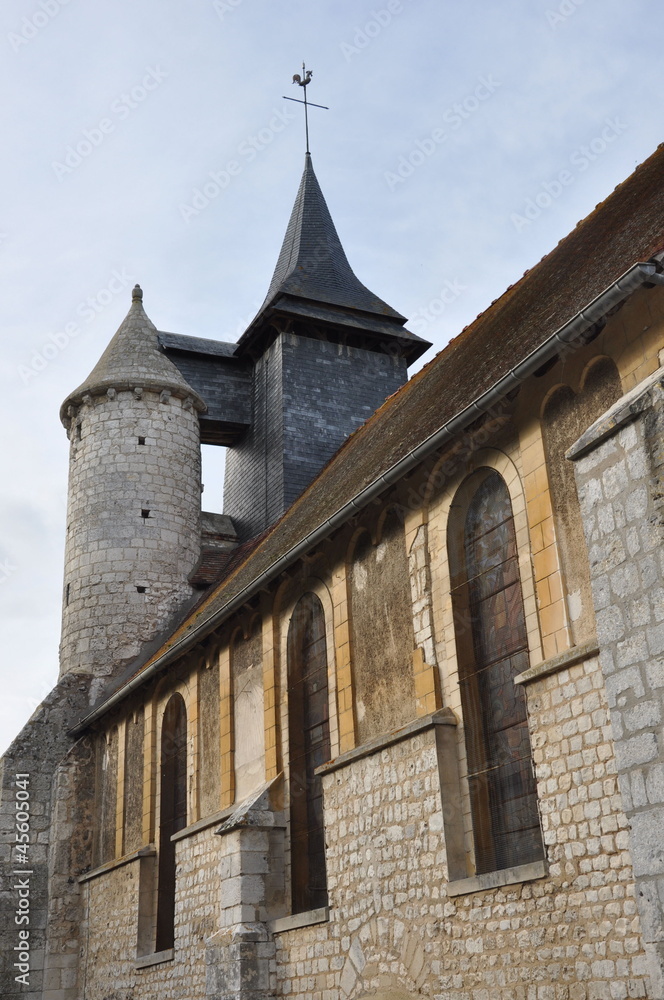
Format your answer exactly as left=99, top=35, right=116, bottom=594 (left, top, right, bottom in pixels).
left=446, top=859, right=547, bottom=897
left=316, top=709, right=454, bottom=777
left=171, top=804, right=236, bottom=843
left=513, top=638, right=599, bottom=686
left=78, top=845, right=156, bottom=884
left=134, top=948, right=174, bottom=970
left=268, top=906, right=329, bottom=934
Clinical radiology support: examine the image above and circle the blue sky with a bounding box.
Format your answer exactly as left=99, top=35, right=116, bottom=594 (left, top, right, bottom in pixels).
left=0, top=0, right=662, bottom=752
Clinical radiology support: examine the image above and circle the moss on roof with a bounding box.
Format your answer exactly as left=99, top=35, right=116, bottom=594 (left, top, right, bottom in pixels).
left=89, top=142, right=664, bottom=715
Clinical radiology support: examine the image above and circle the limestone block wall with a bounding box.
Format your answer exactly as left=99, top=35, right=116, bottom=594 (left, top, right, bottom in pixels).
left=571, top=369, right=664, bottom=997
left=82, top=822, right=222, bottom=1000
left=0, top=675, right=92, bottom=1000
left=73, top=600, right=656, bottom=998
left=307, top=712, right=651, bottom=1000
left=60, top=387, right=202, bottom=684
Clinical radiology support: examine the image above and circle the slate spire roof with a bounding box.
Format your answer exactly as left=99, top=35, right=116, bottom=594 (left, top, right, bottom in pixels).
left=60, top=285, right=206, bottom=425
left=262, top=153, right=405, bottom=319
left=237, top=154, right=430, bottom=361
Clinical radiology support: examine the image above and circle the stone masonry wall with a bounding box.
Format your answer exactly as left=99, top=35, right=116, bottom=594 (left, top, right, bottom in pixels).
left=60, top=388, right=201, bottom=688
left=304, top=704, right=650, bottom=1000
left=83, top=822, right=222, bottom=1000
left=0, top=674, right=92, bottom=1000
left=79, top=697, right=652, bottom=1000
left=571, top=369, right=664, bottom=997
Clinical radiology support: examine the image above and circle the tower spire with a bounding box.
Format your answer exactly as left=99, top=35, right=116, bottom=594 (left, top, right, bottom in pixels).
left=235, top=155, right=430, bottom=363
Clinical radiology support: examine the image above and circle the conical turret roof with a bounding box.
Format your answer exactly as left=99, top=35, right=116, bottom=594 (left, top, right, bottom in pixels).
left=60, top=286, right=205, bottom=425
left=236, top=155, right=430, bottom=362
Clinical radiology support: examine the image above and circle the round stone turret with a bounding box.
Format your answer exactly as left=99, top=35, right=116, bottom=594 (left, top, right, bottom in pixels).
left=59, top=287, right=207, bottom=686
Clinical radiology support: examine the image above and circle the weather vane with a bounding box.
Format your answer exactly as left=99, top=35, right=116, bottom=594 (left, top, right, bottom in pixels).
left=283, top=62, right=329, bottom=155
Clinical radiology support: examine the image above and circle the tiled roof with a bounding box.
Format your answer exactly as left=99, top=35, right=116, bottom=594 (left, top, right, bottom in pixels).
left=87, top=142, right=664, bottom=714
left=157, top=332, right=238, bottom=358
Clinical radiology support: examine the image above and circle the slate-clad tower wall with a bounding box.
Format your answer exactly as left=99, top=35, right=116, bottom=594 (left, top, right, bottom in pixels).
left=224, top=333, right=407, bottom=538
left=58, top=286, right=206, bottom=684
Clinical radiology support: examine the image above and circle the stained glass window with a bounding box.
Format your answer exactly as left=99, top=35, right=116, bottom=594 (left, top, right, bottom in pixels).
left=156, top=693, right=187, bottom=951
left=450, top=470, right=543, bottom=875
left=287, top=593, right=331, bottom=913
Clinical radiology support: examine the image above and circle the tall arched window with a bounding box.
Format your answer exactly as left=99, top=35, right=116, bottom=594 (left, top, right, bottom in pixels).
left=542, top=358, right=622, bottom=643
left=95, top=727, right=118, bottom=866
left=449, top=469, right=543, bottom=875
left=287, top=593, right=331, bottom=913
left=156, top=693, right=187, bottom=951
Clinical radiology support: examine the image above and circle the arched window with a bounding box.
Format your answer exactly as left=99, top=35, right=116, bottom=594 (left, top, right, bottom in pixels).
left=449, top=469, right=543, bottom=875
left=287, top=593, right=331, bottom=913
left=156, top=693, right=187, bottom=951
left=122, top=709, right=144, bottom=855
left=231, top=619, right=265, bottom=801
left=95, top=727, right=118, bottom=866
left=349, top=510, right=416, bottom=743
left=542, top=358, right=622, bottom=643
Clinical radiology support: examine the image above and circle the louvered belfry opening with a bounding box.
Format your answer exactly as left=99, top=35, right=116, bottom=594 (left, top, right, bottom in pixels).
left=156, top=693, right=188, bottom=951
left=449, top=470, right=544, bottom=875
left=287, top=593, right=331, bottom=913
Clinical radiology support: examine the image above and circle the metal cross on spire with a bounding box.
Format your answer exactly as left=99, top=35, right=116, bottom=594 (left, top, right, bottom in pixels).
left=283, top=63, right=329, bottom=154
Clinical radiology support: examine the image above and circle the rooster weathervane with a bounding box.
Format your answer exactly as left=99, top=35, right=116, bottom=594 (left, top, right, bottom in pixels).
left=283, top=62, right=329, bottom=155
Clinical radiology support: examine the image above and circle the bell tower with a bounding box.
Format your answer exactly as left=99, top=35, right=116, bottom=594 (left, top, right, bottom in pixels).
left=221, top=154, right=431, bottom=538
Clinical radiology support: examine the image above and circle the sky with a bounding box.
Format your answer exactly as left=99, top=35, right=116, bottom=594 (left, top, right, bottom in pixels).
left=0, top=0, right=662, bottom=754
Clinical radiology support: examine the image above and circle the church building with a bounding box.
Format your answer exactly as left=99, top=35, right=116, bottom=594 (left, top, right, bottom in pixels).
left=2, top=141, right=664, bottom=1000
